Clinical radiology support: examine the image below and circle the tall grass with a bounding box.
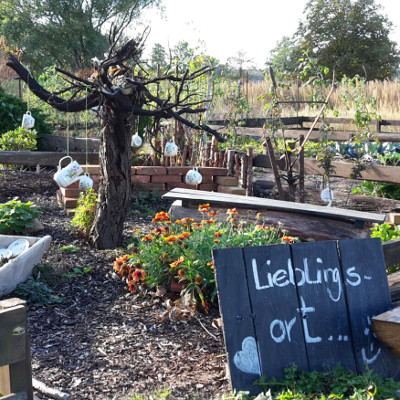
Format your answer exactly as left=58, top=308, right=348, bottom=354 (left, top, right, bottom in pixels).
left=211, top=79, right=400, bottom=121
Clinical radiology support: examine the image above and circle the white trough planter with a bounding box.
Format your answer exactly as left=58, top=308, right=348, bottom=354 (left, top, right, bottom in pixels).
left=0, top=234, right=52, bottom=297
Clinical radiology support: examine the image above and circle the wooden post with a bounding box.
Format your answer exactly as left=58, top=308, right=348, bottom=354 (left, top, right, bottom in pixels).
left=265, top=137, right=285, bottom=200
left=0, top=298, right=33, bottom=400
left=241, top=153, right=248, bottom=189
left=299, top=134, right=305, bottom=203
left=246, top=147, right=254, bottom=196
left=235, top=153, right=240, bottom=181
left=227, top=149, right=235, bottom=176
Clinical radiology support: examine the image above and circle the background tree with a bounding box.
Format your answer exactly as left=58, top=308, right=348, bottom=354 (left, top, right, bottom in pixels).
left=7, top=31, right=223, bottom=250
left=149, top=42, right=167, bottom=70
left=0, top=0, right=161, bottom=71
left=294, top=0, right=399, bottom=80
left=266, top=36, right=300, bottom=76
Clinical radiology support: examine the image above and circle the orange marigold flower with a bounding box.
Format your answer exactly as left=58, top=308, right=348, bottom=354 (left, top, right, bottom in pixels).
left=195, top=275, right=202, bottom=285
left=141, top=234, right=154, bottom=242
left=198, top=203, right=210, bottom=213
left=133, top=268, right=146, bottom=282
left=201, top=219, right=215, bottom=224
left=214, top=239, right=219, bottom=243
left=128, top=281, right=138, bottom=293
left=256, top=212, right=263, bottom=220
left=170, top=256, right=185, bottom=268
left=227, top=208, right=239, bottom=216
left=164, top=235, right=178, bottom=243
left=132, top=228, right=142, bottom=233
left=214, top=231, right=222, bottom=237
left=207, top=261, right=214, bottom=269
left=207, top=210, right=219, bottom=217
left=178, top=232, right=190, bottom=240
left=178, top=269, right=185, bottom=279
left=175, top=219, right=183, bottom=224
left=191, top=223, right=204, bottom=230
left=281, top=236, right=292, bottom=243
left=182, top=217, right=195, bottom=225
left=152, top=211, right=170, bottom=223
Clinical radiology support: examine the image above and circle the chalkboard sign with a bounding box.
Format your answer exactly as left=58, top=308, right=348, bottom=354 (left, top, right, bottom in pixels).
left=213, top=238, right=400, bottom=395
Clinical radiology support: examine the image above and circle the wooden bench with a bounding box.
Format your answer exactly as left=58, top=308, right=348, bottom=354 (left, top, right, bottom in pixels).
left=162, top=187, right=386, bottom=228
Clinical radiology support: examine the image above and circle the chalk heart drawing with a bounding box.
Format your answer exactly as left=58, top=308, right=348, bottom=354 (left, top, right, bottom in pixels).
left=233, top=336, right=261, bottom=376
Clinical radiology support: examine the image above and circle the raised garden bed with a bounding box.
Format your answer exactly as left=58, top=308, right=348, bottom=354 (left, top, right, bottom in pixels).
left=0, top=235, right=52, bottom=297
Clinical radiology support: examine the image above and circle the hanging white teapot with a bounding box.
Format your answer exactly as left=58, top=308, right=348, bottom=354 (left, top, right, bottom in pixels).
left=131, top=132, right=143, bottom=148
left=21, top=111, right=35, bottom=129
left=185, top=167, right=202, bottom=185
left=54, top=156, right=84, bottom=188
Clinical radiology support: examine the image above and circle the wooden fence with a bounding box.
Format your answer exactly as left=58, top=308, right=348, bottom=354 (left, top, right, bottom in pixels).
left=0, top=298, right=33, bottom=400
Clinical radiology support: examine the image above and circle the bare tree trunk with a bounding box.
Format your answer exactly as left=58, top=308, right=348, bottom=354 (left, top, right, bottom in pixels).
left=90, top=104, right=132, bottom=249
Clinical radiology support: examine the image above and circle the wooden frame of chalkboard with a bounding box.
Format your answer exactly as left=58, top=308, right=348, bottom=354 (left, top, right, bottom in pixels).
left=213, top=238, right=400, bottom=395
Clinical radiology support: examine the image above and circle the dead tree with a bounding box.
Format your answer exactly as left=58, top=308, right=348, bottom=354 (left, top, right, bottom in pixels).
left=7, top=38, right=224, bottom=249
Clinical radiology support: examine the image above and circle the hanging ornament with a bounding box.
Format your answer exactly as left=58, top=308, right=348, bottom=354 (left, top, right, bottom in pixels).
left=131, top=132, right=143, bottom=148
left=185, top=167, right=202, bottom=186
left=21, top=111, right=35, bottom=129
left=164, top=141, right=178, bottom=157
left=320, top=187, right=334, bottom=207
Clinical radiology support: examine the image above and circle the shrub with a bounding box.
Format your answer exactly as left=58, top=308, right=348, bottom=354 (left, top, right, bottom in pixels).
left=71, top=189, right=98, bottom=238
left=113, top=206, right=297, bottom=311
left=0, top=199, right=40, bottom=234
left=0, top=127, right=37, bottom=151
left=0, top=87, right=51, bottom=136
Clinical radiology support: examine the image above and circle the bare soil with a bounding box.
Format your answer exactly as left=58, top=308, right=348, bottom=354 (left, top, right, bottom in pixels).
left=0, top=169, right=399, bottom=400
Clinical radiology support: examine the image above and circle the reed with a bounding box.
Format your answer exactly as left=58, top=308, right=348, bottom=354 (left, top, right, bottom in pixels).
left=211, top=79, right=400, bottom=121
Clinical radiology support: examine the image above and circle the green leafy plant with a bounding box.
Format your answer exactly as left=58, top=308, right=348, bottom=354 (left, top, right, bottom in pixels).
left=254, top=364, right=400, bottom=400
left=0, top=199, right=40, bottom=234
left=113, top=206, right=297, bottom=311
left=370, top=223, right=400, bottom=243
left=352, top=181, right=400, bottom=200
left=131, top=190, right=161, bottom=217
left=62, top=266, right=92, bottom=279
left=15, top=277, right=63, bottom=305
left=0, top=127, right=37, bottom=151
left=59, top=245, right=80, bottom=253
left=0, top=87, right=51, bottom=136
left=71, top=189, right=98, bottom=238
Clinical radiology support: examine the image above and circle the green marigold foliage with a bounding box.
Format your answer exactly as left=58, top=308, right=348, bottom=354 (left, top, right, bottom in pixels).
left=113, top=206, right=297, bottom=311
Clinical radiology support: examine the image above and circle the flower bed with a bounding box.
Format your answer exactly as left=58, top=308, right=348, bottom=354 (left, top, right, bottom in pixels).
left=113, top=205, right=297, bottom=311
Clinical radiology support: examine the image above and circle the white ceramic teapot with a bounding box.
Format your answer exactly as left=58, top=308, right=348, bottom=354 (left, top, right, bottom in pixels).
left=21, top=111, right=35, bottom=129
left=54, top=156, right=84, bottom=188
left=164, top=141, right=178, bottom=157
left=131, top=132, right=143, bottom=148
left=185, top=167, right=202, bottom=185
left=78, top=172, right=93, bottom=190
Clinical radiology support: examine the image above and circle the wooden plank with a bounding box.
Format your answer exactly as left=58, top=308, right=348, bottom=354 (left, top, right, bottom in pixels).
left=0, top=151, right=98, bottom=167
left=169, top=200, right=372, bottom=241
left=38, top=135, right=100, bottom=152
left=0, top=392, right=28, bottom=400
left=0, top=306, right=27, bottom=367
left=290, top=241, right=357, bottom=371
left=213, top=247, right=260, bottom=394
left=242, top=245, right=309, bottom=377
left=294, top=158, right=400, bottom=185
left=162, top=188, right=386, bottom=224
left=382, top=239, right=400, bottom=268
left=372, top=306, right=400, bottom=357
left=338, top=238, right=400, bottom=378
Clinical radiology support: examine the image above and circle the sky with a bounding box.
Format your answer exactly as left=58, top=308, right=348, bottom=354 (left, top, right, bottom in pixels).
left=138, top=0, right=400, bottom=69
